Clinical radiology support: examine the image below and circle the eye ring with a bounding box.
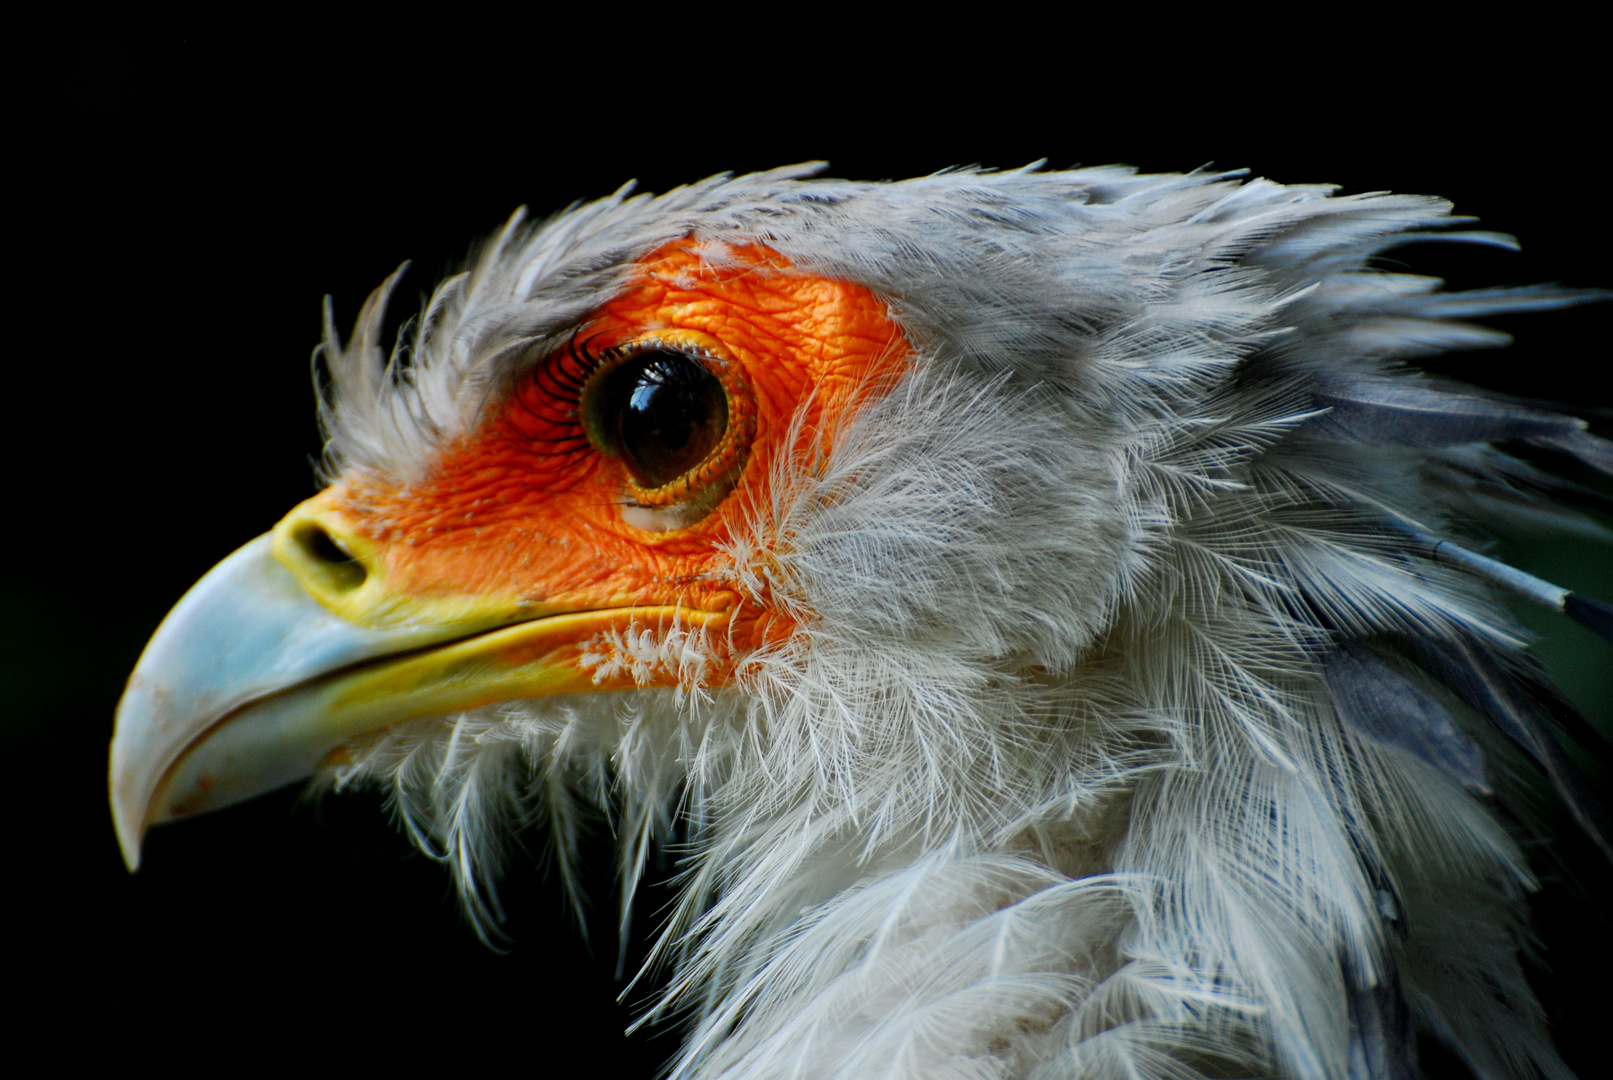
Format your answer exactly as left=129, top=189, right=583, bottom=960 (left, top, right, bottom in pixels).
left=580, top=330, right=756, bottom=521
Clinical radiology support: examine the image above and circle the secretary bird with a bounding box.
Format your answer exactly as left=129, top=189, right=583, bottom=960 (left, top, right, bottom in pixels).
left=110, top=164, right=1612, bottom=1080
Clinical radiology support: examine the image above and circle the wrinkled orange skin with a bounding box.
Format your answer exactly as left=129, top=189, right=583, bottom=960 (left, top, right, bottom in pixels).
left=333, top=241, right=910, bottom=657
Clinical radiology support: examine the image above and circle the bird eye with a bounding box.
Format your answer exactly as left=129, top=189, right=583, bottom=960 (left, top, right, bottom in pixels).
left=580, top=337, right=754, bottom=520
left=592, top=349, right=727, bottom=487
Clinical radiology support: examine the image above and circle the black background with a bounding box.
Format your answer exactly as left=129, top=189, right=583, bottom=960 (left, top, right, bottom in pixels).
left=9, top=22, right=1610, bottom=1074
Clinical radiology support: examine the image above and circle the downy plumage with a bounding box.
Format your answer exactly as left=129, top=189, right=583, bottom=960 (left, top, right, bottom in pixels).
left=184, top=165, right=1613, bottom=1078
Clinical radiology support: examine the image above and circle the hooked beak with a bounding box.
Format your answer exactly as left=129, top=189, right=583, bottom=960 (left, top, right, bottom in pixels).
left=109, top=496, right=723, bottom=871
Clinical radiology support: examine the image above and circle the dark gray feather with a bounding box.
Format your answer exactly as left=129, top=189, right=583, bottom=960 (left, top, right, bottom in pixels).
left=1435, top=451, right=1613, bottom=518
left=1322, top=643, right=1489, bottom=793
left=1314, top=381, right=1613, bottom=479
left=1345, top=965, right=1417, bottom=1080
left=1392, top=632, right=1613, bottom=863
left=1483, top=459, right=1613, bottom=517
left=1565, top=593, right=1613, bottom=641
left=1533, top=427, right=1613, bottom=476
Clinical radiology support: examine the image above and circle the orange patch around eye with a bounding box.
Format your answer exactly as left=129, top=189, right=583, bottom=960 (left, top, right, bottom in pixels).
left=334, top=240, right=911, bottom=655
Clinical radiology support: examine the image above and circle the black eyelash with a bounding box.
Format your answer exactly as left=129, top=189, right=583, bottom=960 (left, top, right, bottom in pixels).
left=515, top=328, right=609, bottom=457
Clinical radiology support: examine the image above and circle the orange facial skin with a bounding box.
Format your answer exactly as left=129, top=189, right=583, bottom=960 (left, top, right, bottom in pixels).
left=328, top=241, right=911, bottom=663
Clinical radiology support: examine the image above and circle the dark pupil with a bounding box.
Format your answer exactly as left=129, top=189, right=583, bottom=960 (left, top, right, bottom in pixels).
left=607, top=351, right=727, bottom=487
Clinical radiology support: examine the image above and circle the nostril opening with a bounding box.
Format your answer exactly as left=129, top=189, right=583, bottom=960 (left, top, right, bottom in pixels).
left=295, top=525, right=367, bottom=591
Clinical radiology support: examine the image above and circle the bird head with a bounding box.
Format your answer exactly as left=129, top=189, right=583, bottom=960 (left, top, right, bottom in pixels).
left=111, top=166, right=1142, bottom=881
